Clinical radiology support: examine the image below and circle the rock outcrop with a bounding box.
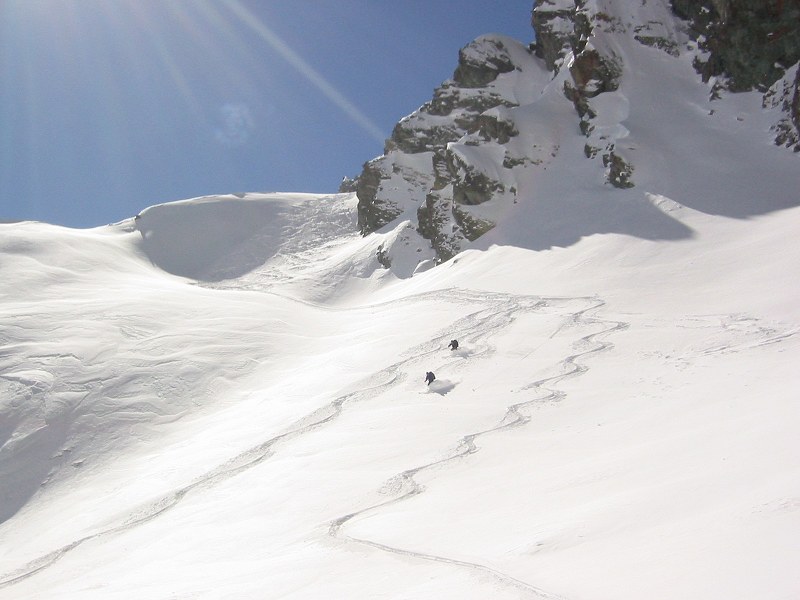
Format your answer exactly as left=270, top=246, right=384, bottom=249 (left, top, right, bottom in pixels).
left=354, top=34, right=537, bottom=261
left=671, top=0, right=800, bottom=150
left=765, top=64, right=800, bottom=150
left=349, top=0, right=800, bottom=266
left=671, top=0, right=800, bottom=93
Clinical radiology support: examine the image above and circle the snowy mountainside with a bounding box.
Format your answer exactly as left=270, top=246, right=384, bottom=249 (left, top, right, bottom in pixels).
left=1, top=185, right=799, bottom=598
left=353, top=0, right=800, bottom=265
left=1, top=0, right=800, bottom=597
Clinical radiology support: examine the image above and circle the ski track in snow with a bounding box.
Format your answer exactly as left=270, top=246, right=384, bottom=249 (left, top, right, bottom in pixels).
left=327, top=295, right=628, bottom=600
left=0, top=290, right=626, bottom=598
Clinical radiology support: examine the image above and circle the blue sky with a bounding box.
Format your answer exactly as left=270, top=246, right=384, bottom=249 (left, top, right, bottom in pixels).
left=1, top=1, right=534, bottom=228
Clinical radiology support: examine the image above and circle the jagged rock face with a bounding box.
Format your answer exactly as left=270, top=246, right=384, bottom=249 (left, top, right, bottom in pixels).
left=670, top=0, right=800, bottom=148
left=417, top=189, right=458, bottom=261
left=534, top=0, right=800, bottom=166
left=355, top=159, right=401, bottom=235
left=338, top=176, right=358, bottom=193
left=532, top=0, right=583, bottom=71
left=764, top=64, right=800, bottom=151
left=354, top=34, right=532, bottom=260
left=534, top=0, right=633, bottom=188
left=474, top=112, right=519, bottom=144
left=453, top=36, right=518, bottom=87
left=603, top=151, right=635, bottom=188
left=671, top=0, right=800, bottom=93
left=350, top=1, right=800, bottom=265
left=386, top=120, right=461, bottom=155
left=568, top=45, right=622, bottom=98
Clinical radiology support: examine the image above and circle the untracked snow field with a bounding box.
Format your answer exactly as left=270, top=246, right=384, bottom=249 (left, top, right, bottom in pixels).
left=1, top=189, right=798, bottom=599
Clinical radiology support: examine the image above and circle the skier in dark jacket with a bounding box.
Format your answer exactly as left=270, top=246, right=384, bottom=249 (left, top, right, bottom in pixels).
left=448, top=339, right=459, bottom=351
left=425, top=371, right=436, bottom=385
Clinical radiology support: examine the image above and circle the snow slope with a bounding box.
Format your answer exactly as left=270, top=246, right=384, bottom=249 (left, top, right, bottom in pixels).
left=2, top=186, right=798, bottom=599
left=1, top=4, right=799, bottom=599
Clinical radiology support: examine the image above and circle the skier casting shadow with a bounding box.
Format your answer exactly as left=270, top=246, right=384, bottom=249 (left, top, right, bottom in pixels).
left=448, top=339, right=459, bottom=351
left=424, top=371, right=455, bottom=395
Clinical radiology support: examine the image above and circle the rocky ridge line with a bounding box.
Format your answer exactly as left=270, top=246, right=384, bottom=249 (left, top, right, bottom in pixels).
left=346, top=0, right=800, bottom=266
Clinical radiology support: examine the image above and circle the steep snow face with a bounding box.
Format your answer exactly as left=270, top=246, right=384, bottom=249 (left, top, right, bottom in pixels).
left=1, top=3, right=799, bottom=599
left=135, top=193, right=363, bottom=284
left=1, top=188, right=799, bottom=600
left=355, top=0, right=800, bottom=267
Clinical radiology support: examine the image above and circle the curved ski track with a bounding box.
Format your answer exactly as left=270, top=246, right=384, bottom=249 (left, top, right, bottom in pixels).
left=328, top=295, right=628, bottom=600
left=0, top=290, right=627, bottom=599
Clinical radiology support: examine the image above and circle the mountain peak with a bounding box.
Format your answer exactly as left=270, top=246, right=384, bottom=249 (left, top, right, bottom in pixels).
left=351, top=0, right=800, bottom=267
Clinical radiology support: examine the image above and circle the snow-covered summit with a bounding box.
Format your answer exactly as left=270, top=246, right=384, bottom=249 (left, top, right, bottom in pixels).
left=353, top=0, right=800, bottom=265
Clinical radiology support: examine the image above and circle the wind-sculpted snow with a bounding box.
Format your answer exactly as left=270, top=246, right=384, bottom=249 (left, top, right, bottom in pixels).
left=135, top=192, right=358, bottom=282
left=0, top=289, right=623, bottom=599
left=3, top=230, right=797, bottom=598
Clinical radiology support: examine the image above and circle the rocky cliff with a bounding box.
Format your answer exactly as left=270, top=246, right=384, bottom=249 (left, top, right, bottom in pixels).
left=347, top=0, right=800, bottom=266
left=351, top=34, right=541, bottom=262
left=670, top=0, right=800, bottom=149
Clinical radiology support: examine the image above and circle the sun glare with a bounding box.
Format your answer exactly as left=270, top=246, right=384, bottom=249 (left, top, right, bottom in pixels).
left=220, top=0, right=387, bottom=145
left=1, top=0, right=389, bottom=223
left=5, top=0, right=384, bottom=145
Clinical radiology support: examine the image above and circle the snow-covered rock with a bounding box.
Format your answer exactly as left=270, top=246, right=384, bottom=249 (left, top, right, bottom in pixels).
left=354, top=0, right=800, bottom=264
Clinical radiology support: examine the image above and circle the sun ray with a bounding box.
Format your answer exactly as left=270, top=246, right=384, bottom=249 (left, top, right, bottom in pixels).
left=220, top=0, right=387, bottom=145
left=112, top=2, right=213, bottom=134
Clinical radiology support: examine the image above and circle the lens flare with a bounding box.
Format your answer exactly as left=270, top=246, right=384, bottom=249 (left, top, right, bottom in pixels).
left=221, top=0, right=387, bottom=145
left=215, top=102, right=255, bottom=147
